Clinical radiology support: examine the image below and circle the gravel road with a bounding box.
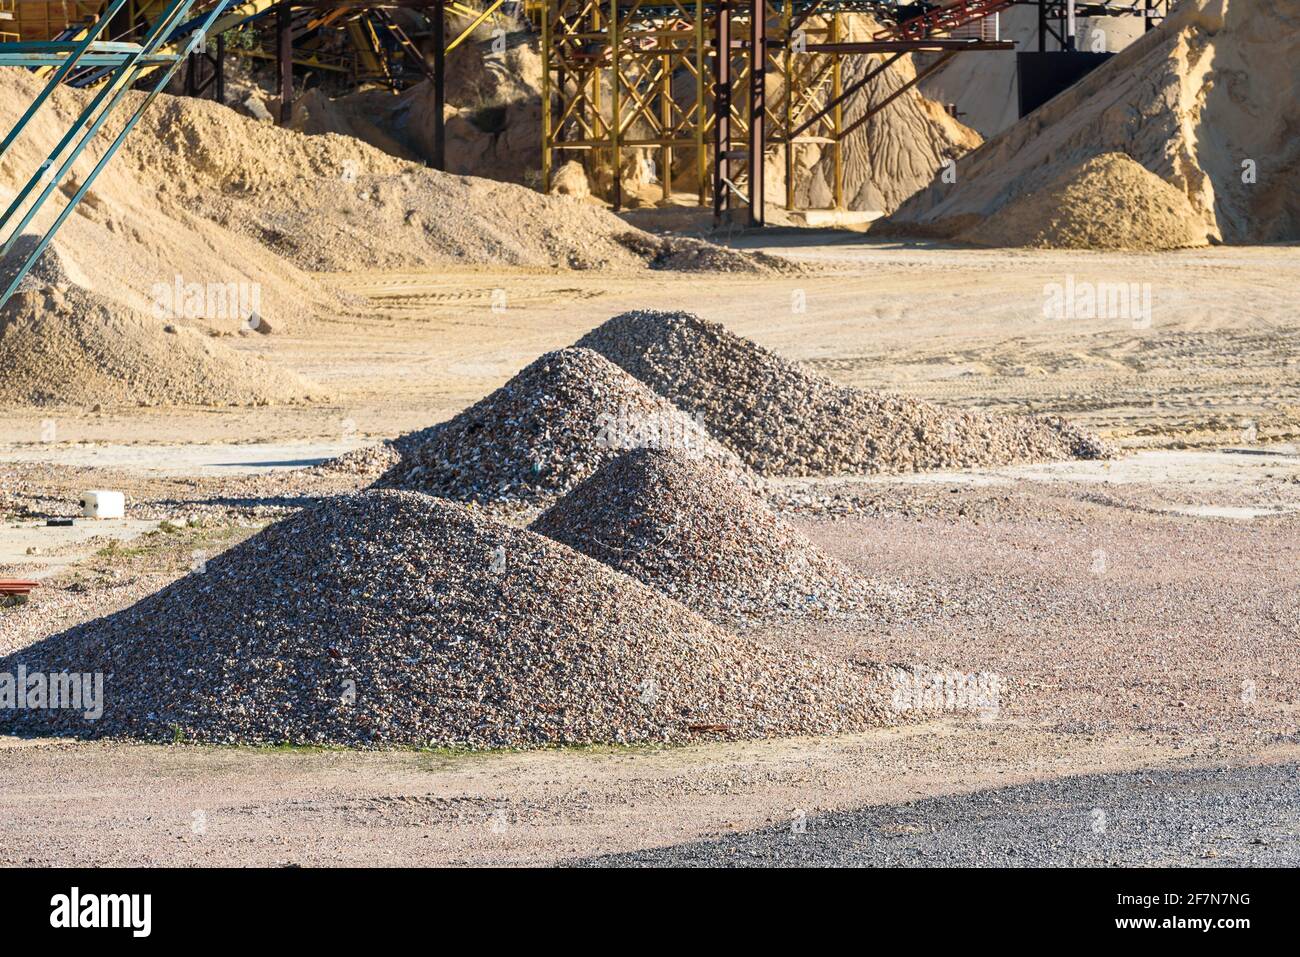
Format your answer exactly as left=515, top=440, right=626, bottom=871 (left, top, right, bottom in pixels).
left=579, top=762, right=1300, bottom=867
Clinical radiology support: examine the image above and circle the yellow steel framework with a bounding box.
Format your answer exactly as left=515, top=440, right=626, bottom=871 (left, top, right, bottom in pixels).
left=543, top=1, right=1022, bottom=224
left=543, top=0, right=856, bottom=220
left=0, top=0, right=18, bottom=42
left=542, top=0, right=711, bottom=207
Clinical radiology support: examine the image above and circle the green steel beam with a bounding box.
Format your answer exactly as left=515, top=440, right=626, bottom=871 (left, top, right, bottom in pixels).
left=0, top=0, right=237, bottom=307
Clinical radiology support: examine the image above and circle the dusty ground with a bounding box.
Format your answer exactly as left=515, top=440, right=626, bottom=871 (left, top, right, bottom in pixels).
left=1, top=236, right=1298, bottom=866
left=1, top=238, right=1297, bottom=449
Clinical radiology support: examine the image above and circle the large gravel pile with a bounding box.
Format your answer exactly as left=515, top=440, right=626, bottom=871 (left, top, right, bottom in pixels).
left=378, top=347, right=750, bottom=503
left=0, top=490, right=891, bottom=746
left=576, top=311, right=1110, bottom=476
left=532, top=449, right=898, bottom=620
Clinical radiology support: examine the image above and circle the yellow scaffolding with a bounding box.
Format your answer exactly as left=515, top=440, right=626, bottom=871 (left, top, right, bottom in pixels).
left=0, top=0, right=18, bottom=42
left=542, top=0, right=712, bottom=208
left=542, top=1, right=855, bottom=220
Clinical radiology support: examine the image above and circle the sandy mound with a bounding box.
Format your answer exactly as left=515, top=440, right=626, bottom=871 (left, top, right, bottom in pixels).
left=531, top=449, right=895, bottom=619
left=782, top=13, right=982, bottom=214
left=576, top=311, right=1111, bottom=476
left=0, top=68, right=781, bottom=325
left=378, top=347, right=750, bottom=503
left=0, top=241, right=322, bottom=408
left=0, top=490, right=892, bottom=746
left=127, top=80, right=779, bottom=274
left=123, top=90, right=658, bottom=272
left=959, top=152, right=1211, bottom=249
left=888, top=0, right=1300, bottom=244
left=0, top=71, right=350, bottom=335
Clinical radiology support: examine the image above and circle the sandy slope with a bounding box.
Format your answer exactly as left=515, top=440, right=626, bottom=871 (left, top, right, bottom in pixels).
left=889, top=0, right=1300, bottom=244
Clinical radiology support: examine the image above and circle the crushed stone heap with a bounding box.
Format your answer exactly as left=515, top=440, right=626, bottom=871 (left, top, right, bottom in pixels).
left=575, top=311, right=1111, bottom=476
left=0, top=490, right=893, bottom=747
left=531, top=449, right=903, bottom=619
left=377, top=346, right=750, bottom=503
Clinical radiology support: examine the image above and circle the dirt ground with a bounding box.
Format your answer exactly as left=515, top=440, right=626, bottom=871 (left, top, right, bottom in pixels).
left=2, top=235, right=1298, bottom=866
left=2, top=237, right=1297, bottom=449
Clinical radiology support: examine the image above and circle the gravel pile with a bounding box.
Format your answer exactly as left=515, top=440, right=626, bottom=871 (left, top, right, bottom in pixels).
left=576, top=311, right=1111, bottom=476
left=378, top=347, right=750, bottom=503
left=0, top=490, right=892, bottom=746
left=532, top=449, right=899, bottom=619
left=314, top=441, right=402, bottom=477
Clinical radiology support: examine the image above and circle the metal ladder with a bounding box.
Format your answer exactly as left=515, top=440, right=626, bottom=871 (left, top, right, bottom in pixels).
left=0, top=0, right=234, bottom=309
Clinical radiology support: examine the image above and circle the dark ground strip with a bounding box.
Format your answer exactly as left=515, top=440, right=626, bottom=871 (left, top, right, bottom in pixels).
left=576, top=762, right=1300, bottom=867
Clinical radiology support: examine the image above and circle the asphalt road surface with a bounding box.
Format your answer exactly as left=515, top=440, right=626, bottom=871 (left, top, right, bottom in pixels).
left=578, top=762, right=1300, bottom=867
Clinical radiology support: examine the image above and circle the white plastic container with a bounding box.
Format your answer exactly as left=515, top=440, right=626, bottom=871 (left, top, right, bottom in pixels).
left=80, top=490, right=125, bottom=520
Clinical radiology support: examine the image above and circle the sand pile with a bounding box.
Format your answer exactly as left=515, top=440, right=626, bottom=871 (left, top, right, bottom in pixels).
left=293, top=32, right=543, bottom=186
left=378, top=347, right=750, bottom=503
left=0, top=69, right=780, bottom=340
left=888, top=0, right=1300, bottom=244
left=576, top=311, right=1110, bottom=476
left=0, top=70, right=349, bottom=335
left=0, top=240, right=322, bottom=408
left=786, top=13, right=983, bottom=214
left=123, top=81, right=778, bottom=273
left=0, top=490, right=892, bottom=746
left=531, top=449, right=895, bottom=619
left=959, top=152, right=1211, bottom=250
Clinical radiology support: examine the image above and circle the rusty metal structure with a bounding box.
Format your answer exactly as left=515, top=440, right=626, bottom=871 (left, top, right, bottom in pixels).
left=1, top=0, right=1175, bottom=268
left=541, top=0, right=1171, bottom=225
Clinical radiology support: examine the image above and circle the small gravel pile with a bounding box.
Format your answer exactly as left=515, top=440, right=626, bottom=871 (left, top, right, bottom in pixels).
left=576, top=311, right=1111, bottom=476
left=378, top=346, right=750, bottom=503
left=531, top=449, right=898, bottom=619
left=314, top=441, right=402, bottom=477
left=0, top=490, right=892, bottom=746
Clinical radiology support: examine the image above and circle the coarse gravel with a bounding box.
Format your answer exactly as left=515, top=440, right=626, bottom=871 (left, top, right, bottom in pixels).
left=531, top=448, right=906, bottom=620
left=376, top=346, right=751, bottom=504
left=575, top=310, right=1112, bottom=476
left=0, top=489, right=895, bottom=747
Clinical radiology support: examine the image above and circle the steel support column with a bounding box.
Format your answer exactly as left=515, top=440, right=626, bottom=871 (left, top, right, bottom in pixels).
left=215, top=33, right=224, bottom=103
left=432, top=0, right=445, bottom=169
left=747, top=0, right=764, bottom=227
left=713, top=0, right=730, bottom=224
left=277, top=3, right=292, bottom=124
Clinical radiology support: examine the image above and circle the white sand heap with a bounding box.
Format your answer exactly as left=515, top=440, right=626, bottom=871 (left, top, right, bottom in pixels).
left=0, top=490, right=894, bottom=746
left=887, top=0, right=1300, bottom=245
